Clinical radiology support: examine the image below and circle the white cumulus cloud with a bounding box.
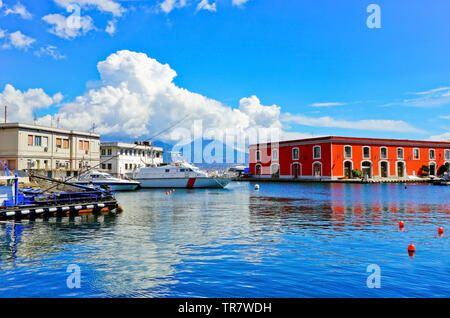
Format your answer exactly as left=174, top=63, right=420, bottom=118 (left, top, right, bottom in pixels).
left=232, top=0, right=250, bottom=7
left=311, top=102, right=346, bottom=107
left=4, top=2, right=32, bottom=19
left=3, top=30, right=35, bottom=50
left=0, top=84, right=62, bottom=123
left=196, top=0, right=216, bottom=12
left=42, top=13, right=95, bottom=39
left=34, top=45, right=66, bottom=60
left=31, top=50, right=282, bottom=140
left=1, top=50, right=429, bottom=144
left=282, top=113, right=423, bottom=133
left=428, top=132, right=450, bottom=141
left=159, top=0, right=187, bottom=14
left=53, top=0, right=125, bottom=17
left=105, top=19, right=116, bottom=35
left=383, top=86, right=450, bottom=108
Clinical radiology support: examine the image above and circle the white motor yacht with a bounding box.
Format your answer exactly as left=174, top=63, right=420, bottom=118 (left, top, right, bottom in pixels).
left=72, top=170, right=140, bottom=191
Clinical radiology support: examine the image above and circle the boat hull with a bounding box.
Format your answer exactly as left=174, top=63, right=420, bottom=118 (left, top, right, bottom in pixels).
left=136, top=177, right=231, bottom=188
left=73, top=182, right=140, bottom=191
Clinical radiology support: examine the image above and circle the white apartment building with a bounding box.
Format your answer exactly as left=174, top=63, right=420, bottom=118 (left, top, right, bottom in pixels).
left=100, top=141, right=163, bottom=177
left=0, top=123, right=100, bottom=178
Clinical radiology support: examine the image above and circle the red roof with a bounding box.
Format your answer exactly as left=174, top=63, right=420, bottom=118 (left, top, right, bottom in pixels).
left=250, top=136, right=450, bottom=148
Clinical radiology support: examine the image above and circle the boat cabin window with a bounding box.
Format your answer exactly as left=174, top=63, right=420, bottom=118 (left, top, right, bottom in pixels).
left=165, top=169, right=170, bottom=172
left=180, top=168, right=185, bottom=172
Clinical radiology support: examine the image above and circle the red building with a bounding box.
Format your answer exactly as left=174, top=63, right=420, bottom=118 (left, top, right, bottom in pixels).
left=249, top=136, right=450, bottom=180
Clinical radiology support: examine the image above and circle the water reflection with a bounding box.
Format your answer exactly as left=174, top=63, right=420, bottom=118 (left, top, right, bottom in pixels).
left=0, top=182, right=449, bottom=297
left=0, top=214, right=119, bottom=268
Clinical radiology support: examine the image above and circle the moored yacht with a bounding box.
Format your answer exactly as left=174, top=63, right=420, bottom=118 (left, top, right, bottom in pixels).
left=72, top=170, right=140, bottom=191
left=133, top=161, right=231, bottom=188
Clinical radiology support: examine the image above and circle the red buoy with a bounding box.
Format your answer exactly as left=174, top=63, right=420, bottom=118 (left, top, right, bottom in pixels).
left=399, top=221, right=405, bottom=228
left=438, top=227, right=444, bottom=235
left=408, top=243, right=415, bottom=252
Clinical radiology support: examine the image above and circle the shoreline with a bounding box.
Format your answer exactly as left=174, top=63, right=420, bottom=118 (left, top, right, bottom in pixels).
left=233, top=177, right=436, bottom=184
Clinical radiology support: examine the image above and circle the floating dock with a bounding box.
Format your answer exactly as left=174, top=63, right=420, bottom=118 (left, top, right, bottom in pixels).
left=1, top=172, right=121, bottom=220
left=0, top=200, right=119, bottom=220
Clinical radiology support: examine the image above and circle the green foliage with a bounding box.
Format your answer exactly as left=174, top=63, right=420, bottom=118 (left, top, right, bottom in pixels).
left=352, top=169, right=363, bottom=177
left=437, top=163, right=449, bottom=176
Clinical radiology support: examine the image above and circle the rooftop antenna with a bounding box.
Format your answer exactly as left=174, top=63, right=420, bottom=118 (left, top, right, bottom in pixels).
left=33, top=112, right=38, bottom=125
left=91, top=122, right=96, bottom=133
left=56, top=116, right=60, bottom=128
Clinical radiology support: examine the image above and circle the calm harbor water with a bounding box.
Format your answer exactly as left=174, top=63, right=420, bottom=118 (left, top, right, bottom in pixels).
left=0, top=182, right=449, bottom=297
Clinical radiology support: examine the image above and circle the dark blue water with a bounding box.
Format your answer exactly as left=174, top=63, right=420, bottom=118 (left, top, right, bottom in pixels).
left=0, top=182, right=449, bottom=297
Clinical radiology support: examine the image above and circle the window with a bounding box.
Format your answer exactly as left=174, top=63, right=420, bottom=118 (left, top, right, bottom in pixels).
left=413, top=148, right=420, bottom=160
left=397, top=148, right=404, bottom=159
left=107, top=149, right=112, bottom=156
left=313, top=146, right=321, bottom=159
left=125, top=164, right=128, bottom=170
left=165, top=169, right=170, bottom=173
left=107, top=164, right=112, bottom=170
left=102, top=164, right=106, bottom=169
left=445, top=150, right=450, bottom=160
left=84, top=141, right=89, bottom=151
left=380, top=147, right=387, bottom=159
left=292, top=148, right=299, bottom=160
left=344, top=146, right=352, bottom=158
left=28, top=135, right=33, bottom=146
left=101, top=149, right=106, bottom=156
left=363, top=146, right=370, bottom=159
left=256, top=150, right=261, bottom=162
left=272, top=149, right=279, bottom=161
left=43, top=137, right=48, bottom=148
left=429, top=149, right=435, bottom=160
left=79, top=140, right=83, bottom=150
left=63, top=139, right=69, bottom=149
left=34, top=136, right=41, bottom=147
left=180, top=168, right=185, bottom=172
left=255, top=164, right=262, bottom=175
left=56, top=138, right=62, bottom=148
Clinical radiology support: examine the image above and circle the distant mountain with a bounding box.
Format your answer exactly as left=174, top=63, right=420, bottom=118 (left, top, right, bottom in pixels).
left=161, top=138, right=249, bottom=167
left=100, top=137, right=249, bottom=169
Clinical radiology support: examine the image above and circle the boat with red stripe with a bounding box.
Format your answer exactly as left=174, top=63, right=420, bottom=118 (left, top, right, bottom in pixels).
left=133, top=161, right=231, bottom=188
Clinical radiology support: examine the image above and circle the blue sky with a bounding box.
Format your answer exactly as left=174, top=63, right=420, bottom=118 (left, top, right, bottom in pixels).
left=0, top=0, right=449, bottom=143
